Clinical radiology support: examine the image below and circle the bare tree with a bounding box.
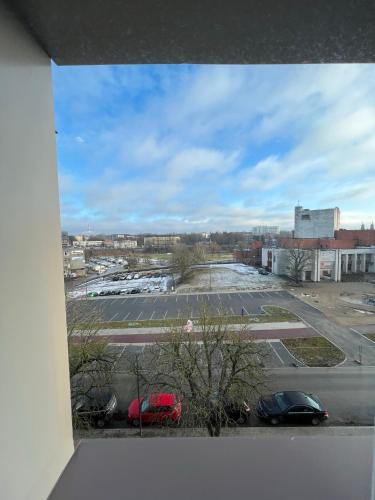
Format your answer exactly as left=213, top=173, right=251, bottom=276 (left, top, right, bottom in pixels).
left=285, top=243, right=312, bottom=284
left=67, top=299, right=118, bottom=427
left=131, top=306, right=266, bottom=436
left=124, top=254, right=138, bottom=270
left=171, top=244, right=194, bottom=282
left=192, top=242, right=207, bottom=264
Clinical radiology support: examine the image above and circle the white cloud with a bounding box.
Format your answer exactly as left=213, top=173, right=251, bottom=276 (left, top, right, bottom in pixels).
left=56, top=64, right=375, bottom=233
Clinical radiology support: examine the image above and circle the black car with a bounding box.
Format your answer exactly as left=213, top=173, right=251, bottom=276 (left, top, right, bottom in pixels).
left=72, top=388, right=118, bottom=428
left=130, top=288, right=141, bottom=294
left=257, top=391, right=328, bottom=426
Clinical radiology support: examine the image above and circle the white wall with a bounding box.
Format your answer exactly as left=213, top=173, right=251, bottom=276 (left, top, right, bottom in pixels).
left=0, top=5, right=74, bottom=499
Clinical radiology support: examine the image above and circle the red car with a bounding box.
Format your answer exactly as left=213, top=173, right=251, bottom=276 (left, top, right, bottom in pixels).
left=128, top=393, right=182, bottom=426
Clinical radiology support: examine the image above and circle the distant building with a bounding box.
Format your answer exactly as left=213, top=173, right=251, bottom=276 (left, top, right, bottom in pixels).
left=144, top=235, right=181, bottom=247
left=113, top=239, right=137, bottom=249
left=61, top=231, right=69, bottom=246
left=234, top=241, right=263, bottom=267
left=294, top=206, right=340, bottom=238
left=63, top=248, right=86, bottom=278
left=252, top=225, right=280, bottom=236
left=72, top=240, right=103, bottom=248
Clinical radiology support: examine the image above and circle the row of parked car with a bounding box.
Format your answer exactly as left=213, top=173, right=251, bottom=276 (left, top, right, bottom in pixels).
left=75, top=389, right=329, bottom=428
left=87, top=288, right=142, bottom=297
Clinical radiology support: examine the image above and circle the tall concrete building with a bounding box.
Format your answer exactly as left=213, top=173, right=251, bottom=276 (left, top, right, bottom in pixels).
left=294, top=206, right=340, bottom=238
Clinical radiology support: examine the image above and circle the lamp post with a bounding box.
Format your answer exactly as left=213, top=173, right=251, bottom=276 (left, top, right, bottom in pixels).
left=135, top=354, right=143, bottom=437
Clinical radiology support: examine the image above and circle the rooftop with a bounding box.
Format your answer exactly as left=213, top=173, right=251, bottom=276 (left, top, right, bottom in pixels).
left=50, top=435, right=372, bottom=500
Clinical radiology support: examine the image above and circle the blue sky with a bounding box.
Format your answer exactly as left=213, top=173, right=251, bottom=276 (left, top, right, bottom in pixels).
left=52, top=64, right=375, bottom=234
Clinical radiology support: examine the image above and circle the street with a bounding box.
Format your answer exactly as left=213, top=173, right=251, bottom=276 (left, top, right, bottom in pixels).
left=109, top=344, right=375, bottom=426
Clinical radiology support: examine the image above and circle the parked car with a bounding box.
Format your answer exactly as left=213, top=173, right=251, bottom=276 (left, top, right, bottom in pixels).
left=87, top=291, right=98, bottom=297
left=128, top=393, right=182, bottom=426
left=133, top=273, right=140, bottom=279
left=112, top=276, right=119, bottom=281
left=257, top=391, right=328, bottom=426
left=258, top=268, right=269, bottom=275
left=73, top=388, right=118, bottom=428
left=126, top=274, right=134, bottom=280
left=130, top=288, right=141, bottom=294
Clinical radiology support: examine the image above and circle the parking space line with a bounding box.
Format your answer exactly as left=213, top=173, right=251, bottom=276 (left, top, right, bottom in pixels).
left=268, top=341, right=285, bottom=365
left=121, top=299, right=127, bottom=305
left=242, top=306, right=249, bottom=315
left=136, top=311, right=143, bottom=320
left=123, top=312, right=130, bottom=320
left=230, top=307, right=235, bottom=315
left=164, top=310, right=168, bottom=319
left=150, top=311, right=155, bottom=320
left=186, top=296, right=189, bottom=303
left=109, top=312, right=119, bottom=321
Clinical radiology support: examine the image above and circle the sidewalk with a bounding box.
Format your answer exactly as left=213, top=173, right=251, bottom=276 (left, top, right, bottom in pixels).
left=95, top=321, right=316, bottom=343
left=75, top=425, right=375, bottom=441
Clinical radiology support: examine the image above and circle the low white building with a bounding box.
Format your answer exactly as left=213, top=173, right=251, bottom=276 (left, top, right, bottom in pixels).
left=262, top=247, right=375, bottom=282
left=72, top=240, right=103, bottom=248
left=113, top=239, right=137, bottom=249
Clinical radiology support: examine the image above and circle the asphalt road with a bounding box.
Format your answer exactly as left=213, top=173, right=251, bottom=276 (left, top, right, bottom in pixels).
left=110, top=358, right=375, bottom=426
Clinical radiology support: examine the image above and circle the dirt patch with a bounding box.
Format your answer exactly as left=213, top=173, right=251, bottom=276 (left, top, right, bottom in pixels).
left=288, top=281, right=375, bottom=327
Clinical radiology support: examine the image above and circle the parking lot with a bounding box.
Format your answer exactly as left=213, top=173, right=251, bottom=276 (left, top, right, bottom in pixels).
left=69, top=290, right=293, bottom=322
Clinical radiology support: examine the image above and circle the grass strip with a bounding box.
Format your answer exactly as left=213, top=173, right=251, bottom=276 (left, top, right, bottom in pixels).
left=282, top=337, right=345, bottom=367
